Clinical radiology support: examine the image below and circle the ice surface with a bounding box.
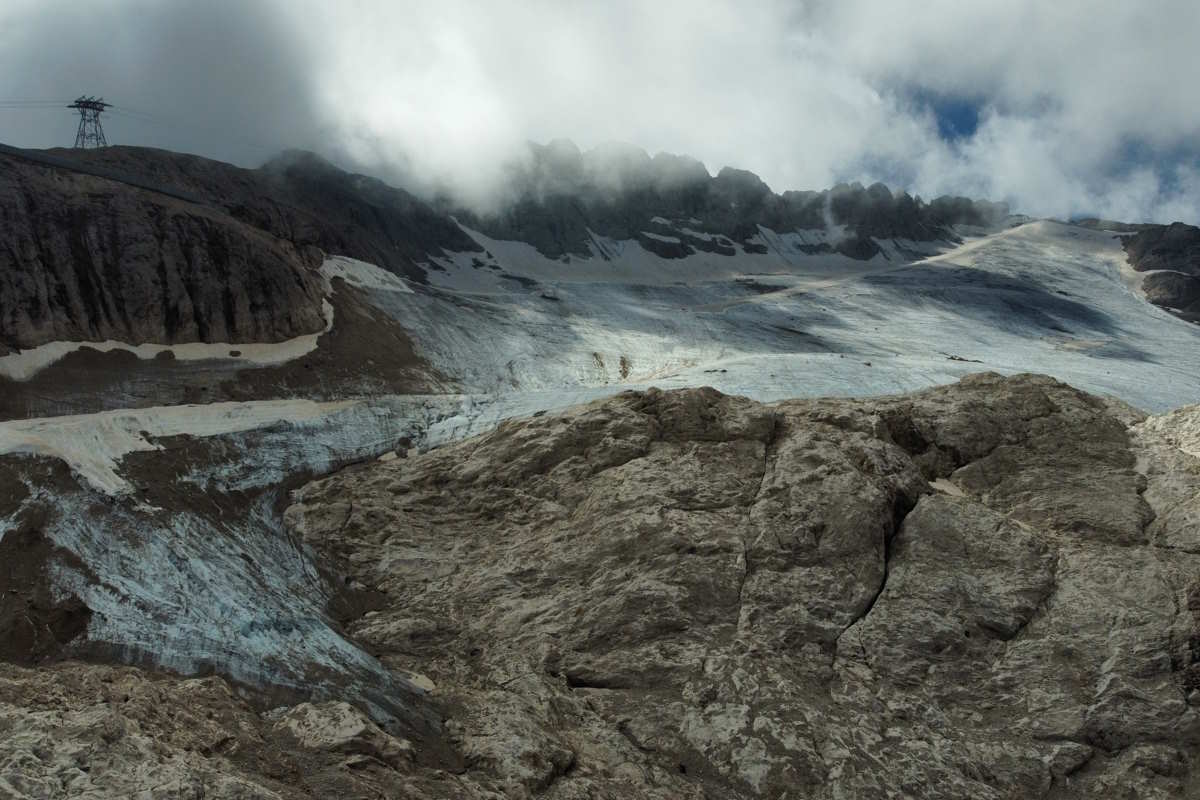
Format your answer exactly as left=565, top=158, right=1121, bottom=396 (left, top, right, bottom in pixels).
left=319, top=255, right=414, bottom=294
left=388, top=220, right=1200, bottom=413
left=30, top=219, right=1155, bottom=500
left=7, top=217, right=1200, bottom=729
left=0, top=399, right=355, bottom=493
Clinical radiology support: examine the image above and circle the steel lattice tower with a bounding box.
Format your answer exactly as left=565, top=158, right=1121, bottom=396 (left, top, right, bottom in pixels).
left=67, top=96, right=111, bottom=148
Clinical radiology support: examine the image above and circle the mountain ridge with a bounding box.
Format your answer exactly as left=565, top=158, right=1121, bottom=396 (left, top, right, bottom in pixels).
left=0, top=141, right=1012, bottom=359
left=446, top=138, right=1011, bottom=261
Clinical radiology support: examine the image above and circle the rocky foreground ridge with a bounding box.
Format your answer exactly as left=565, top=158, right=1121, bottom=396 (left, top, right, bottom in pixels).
left=5, top=373, right=1200, bottom=798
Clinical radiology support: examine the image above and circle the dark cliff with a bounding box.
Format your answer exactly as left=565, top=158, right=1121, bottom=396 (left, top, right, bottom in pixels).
left=0, top=146, right=480, bottom=352
left=1122, top=222, right=1200, bottom=317
left=451, top=140, right=1009, bottom=260
left=0, top=153, right=327, bottom=352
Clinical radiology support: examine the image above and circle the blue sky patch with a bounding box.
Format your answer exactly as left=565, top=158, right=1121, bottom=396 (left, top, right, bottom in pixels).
left=905, top=88, right=983, bottom=142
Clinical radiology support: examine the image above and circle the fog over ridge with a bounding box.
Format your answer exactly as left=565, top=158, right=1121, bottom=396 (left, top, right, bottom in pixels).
left=2, top=0, right=1198, bottom=223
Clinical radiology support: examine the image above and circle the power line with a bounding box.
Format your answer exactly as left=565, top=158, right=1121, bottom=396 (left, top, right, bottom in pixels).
left=107, top=107, right=159, bottom=121
left=67, top=96, right=110, bottom=148
left=0, top=96, right=289, bottom=157
left=109, top=103, right=156, bottom=117
left=104, top=104, right=284, bottom=154
left=0, top=96, right=162, bottom=143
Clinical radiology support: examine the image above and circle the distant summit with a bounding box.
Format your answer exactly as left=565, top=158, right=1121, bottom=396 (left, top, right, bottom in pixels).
left=450, top=140, right=1010, bottom=261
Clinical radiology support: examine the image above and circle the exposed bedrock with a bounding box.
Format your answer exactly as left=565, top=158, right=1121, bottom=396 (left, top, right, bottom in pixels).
left=0, top=145, right=482, bottom=353
left=0, top=281, right=444, bottom=421
left=290, top=373, right=1200, bottom=797
left=0, top=153, right=327, bottom=351
left=36, top=145, right=481, bottom=284
left=1123, top=222, right=1200, bottom=275
left=1143, top=271, right=1200, bottom=314
left=1123, top=222, right=1200, bottom=316
left=6, top=373, right=1200, bottom=797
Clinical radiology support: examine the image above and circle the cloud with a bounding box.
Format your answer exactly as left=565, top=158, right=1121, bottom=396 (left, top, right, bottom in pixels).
left=0, top=0, right=325, bottom=165
left=1, top=0, right=1198, bottom=223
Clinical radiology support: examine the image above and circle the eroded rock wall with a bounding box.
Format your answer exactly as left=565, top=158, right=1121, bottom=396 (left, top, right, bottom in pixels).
left=0, top=153, right=327, bottom=351
left=0, top=145, right=485, bottom=354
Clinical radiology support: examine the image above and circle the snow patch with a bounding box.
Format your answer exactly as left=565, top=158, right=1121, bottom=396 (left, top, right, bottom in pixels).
left=641, top=231, right=682, bottom=244
left=677, top=227, right=719, bottom=242
left=320, top=255, right=413, bottom=293
left=0, top=253, right=407, bottom=382
left=447, top=222, right=891, bottom=287
left=0, top=399, right=356, bottom=494
left=0, top=294, right=337, bottom=383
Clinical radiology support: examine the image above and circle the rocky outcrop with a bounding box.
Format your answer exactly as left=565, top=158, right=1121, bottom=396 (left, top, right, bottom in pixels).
left=1122, top=222, right=1200, bottom=317
left=1143, top=271, right=1200, bottom=314
left=270, top=701, right=415, bottom=768
left=0, top=662, right=452, bottom=799
left=452, top=139, right=1010, bottom=260
left=0, top=145, right=483, bottom=353
left=1123, top=222, right=1200, bottom=274
left=44, top=146, right=482, bottom=284
left=6, top=374, right=1200, bottom=798
left=0, top=153, right=328, bottom=352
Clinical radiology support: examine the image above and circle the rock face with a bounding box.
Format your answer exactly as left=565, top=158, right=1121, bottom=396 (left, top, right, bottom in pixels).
left=39, top=146, right=483, bottom=283
left=452, top=139, right=1010, bottom=260
left=7, top=374, right=1197, bottom=798
left=0, top=145, right=482, bottom=353
left=0, top=662, right=448, bottom=799
left=1122, top=222, right=1200, bottom=317
left=1143, top=271, right=1200, bottom=315
left=0, top=153, right=328, bottom=351
left=1123, top=222, right=1200, bottom=273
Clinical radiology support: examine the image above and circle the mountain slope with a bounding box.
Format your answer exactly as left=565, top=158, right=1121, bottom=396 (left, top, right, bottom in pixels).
left=4, top=142, right=1200, bottom=798
left=0, top=151, right=328, bottom=352
left=5, top=376, right=1200, bottom=798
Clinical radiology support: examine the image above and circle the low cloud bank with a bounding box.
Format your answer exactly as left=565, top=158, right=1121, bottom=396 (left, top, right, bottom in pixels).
left=2, top=0, right=1197, bottom=223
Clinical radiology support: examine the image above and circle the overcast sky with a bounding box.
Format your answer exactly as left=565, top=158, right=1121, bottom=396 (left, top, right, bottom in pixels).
left=2, top=0, right=1198, bottom=223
